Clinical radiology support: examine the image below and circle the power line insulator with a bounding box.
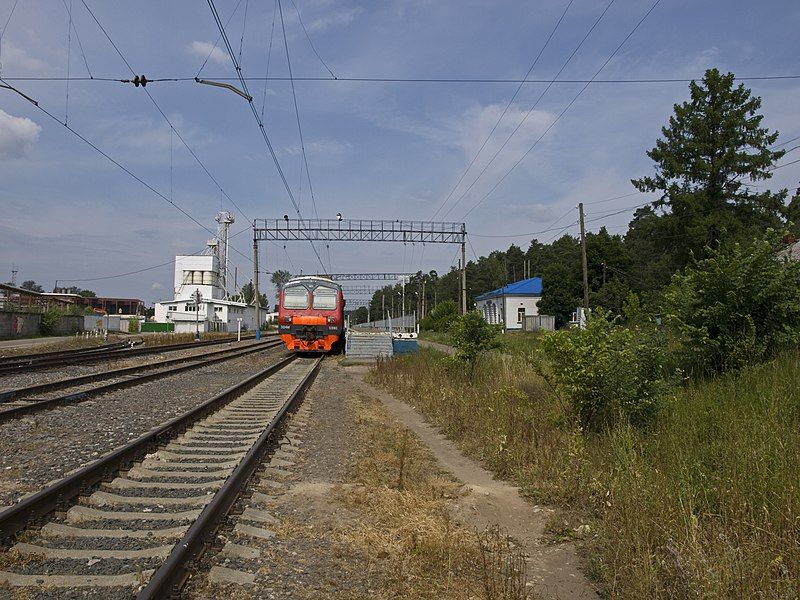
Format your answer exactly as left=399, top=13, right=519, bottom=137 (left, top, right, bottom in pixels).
left=132, top=75, right=148, bottom=87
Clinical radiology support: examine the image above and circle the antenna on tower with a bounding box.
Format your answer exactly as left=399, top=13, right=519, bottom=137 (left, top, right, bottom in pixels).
left=11, top=265, right=18, bottom=287
left=214, top=211, right=235, bottom=297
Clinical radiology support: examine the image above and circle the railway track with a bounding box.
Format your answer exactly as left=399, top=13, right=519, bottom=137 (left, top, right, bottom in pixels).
left=0, top=339, right=285, bottom=423
left=0, top=334, right=265, bottom=376
left=0, top=354, right=321, bottom=598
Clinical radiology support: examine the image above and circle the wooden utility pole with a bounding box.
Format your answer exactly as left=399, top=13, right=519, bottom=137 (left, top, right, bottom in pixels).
left=578, top=203, right=589, bottom=309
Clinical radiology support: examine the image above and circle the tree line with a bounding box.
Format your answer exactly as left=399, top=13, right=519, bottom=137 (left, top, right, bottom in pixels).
left=349, top=69, right=799, bottom=327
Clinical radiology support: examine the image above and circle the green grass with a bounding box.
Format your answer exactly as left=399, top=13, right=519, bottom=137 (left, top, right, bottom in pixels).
left=417, top=330, right=454, bottom=345
left=371, top=348, right=800, bottom=599
left=419, top=329, right=543, bottom=355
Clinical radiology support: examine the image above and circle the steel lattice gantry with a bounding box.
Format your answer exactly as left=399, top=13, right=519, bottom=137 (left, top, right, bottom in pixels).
left=324, top=273, right=413, bottom=282
left=254, top=219, right=466, bottom=244
left=251, top=219, right=469, bottom=325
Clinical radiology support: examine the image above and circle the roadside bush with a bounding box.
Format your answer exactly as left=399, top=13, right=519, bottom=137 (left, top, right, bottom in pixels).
left=39, top=309, right=62, bottom=336
left=420, top=299, right=458, bottom=332
left=663, top=233, right=800, bottom=374
left=539, top=310, right=674, bottom=430
left=127, top=318, right=140, bottom=333
left=450, top=310, right=500, bottom=367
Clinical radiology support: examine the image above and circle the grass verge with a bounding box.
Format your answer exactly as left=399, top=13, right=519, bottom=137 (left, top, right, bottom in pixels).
left=371, top=348, right=800, bottom=599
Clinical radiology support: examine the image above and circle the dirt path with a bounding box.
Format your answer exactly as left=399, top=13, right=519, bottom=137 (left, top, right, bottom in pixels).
left=346, top=364, right=599, bottom=600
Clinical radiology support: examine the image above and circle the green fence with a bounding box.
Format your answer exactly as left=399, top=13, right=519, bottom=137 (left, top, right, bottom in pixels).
left=141, top=322, right=174, bottom=333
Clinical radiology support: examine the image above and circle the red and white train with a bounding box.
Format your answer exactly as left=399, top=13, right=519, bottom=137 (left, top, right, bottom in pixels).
left=277, top=276, right=344, bottom=353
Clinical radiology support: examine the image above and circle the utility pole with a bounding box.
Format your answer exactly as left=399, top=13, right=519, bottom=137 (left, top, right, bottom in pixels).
left=460, top=224, right=467, bottom=314
left=253, top=228, right=261, bottom=335
left=578, top=203, right=589, bottom=310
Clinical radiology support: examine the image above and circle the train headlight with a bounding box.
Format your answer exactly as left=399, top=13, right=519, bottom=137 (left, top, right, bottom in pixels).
left=327, top=316, right=336, bottom=324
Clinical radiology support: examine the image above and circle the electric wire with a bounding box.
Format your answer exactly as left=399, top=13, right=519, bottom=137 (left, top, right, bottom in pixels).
left=7, top=74, right=800, bottom=84
left=195, top=0, right=244, bottom=78
left=458, top=0, right=663, bottom=221
left=206, top=0, right=328, bottom=274
left=261, top=0, right=277, bottom=121
left=60, top=0, right=92, bottom=77
left=441, top=0, right=617, bottom=220
left=0, top=77, right=240, bottom=256
left=0, top=0, right=20, bottom=76
left=80, top=0, right=254, bottom=229
left=429, top=0, right=575, bottom=219
left=288, top=0, right=337, bottom=78
left=277, top=0, right=321, bottom=221
left=64, top=0, right=72, bottom=124
left=5, top=73, right=800, bottom=85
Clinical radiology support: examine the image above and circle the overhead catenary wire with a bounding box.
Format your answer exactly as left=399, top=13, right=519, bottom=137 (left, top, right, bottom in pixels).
left=205, top=0, right=328, bottom=274
left=458, top=0, right=663, bottom=221
left=79, top=0, right=254, bottom=229
left=195, top=0, right=244, bottom=78
left=277, top=0, right=321, bottom=222
left=0, top=77, right=253, bottom=267
left=261, top=0, right=278, bottom=121
left=440, top=0, right=617, bottom=220
left=7, top=74, right=800, bottom=84
left=430, top=0, right=575, bottom=219
left=59, top=0, right=92, bottom=77
left=288, top=0, right=337, bottom=79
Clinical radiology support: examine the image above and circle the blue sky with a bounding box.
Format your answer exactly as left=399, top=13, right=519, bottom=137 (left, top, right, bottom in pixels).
left=1, top=0, right=799, bottom=304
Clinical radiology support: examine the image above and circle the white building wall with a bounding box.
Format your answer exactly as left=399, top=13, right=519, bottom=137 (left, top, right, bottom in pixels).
left=173, top=255, right=223, bottom=300
left=154, top=299, right=258, bottom=333
left=503, top=296, right=540, bottom=330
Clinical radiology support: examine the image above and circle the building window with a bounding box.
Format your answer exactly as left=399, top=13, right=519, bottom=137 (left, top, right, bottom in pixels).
left=168, top=305, right=177, bottom=311
left=214, top=306, right=222, bottom=313
left=518, top=307, right=525, bottom=323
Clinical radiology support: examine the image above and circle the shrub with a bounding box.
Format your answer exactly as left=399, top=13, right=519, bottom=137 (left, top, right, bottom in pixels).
left=539, top=310, right=673, bottom=430
left=127, top=318, right=140, bottom=333
left=40, top=309, right=62, bottom=336
left=663, top=233, right=800, bottom=373
left=450, top=310, right=500, bottom=367
left=420, top=299, right=458, bottom=332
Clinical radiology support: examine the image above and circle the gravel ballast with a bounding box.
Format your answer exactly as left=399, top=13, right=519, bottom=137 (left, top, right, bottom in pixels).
left=0, top=345, right=287, bottom=508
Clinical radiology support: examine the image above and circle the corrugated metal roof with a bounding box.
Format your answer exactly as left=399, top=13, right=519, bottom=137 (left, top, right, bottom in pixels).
left=474, top=277, right=542, bottom=301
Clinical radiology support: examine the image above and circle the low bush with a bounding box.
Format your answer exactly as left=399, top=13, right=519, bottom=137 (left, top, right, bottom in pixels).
left=539, top=310, right=675, bottom=430
left=39, top=309, right=62, bottom=336
left=450, top=310, right=500, bottom=367
left=420, top=299, right=458, bottom=332
left=663, top=233, right=800, bottom=374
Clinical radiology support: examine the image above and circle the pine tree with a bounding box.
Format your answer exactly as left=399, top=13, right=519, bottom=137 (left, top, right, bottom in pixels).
left=631, top=68, right=787, bottom=268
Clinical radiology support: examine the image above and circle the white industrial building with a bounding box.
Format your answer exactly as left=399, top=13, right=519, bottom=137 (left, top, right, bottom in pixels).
left=152, top=213, right=262, bottom=333
left=475, top=277, right=543, bottom=331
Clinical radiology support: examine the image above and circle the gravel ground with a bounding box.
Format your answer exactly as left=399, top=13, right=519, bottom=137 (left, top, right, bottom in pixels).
left=0, top=345, right=287, bottom=508
left=0, top=340, right=267, bottom=392
left=185, top=359, right=384, bottom=599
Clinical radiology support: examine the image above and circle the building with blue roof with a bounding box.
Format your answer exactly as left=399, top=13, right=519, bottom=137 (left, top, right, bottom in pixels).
left=474, top=277, right=543, bottom=330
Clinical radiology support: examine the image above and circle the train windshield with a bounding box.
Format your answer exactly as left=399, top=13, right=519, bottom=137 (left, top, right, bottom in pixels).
left=312, top=286, right=338, bottom=310
left=283, top=286, right=309, bottom=309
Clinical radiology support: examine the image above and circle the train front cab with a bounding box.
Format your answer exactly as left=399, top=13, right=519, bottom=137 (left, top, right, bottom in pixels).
left=278, top=281, right=343, bottom=353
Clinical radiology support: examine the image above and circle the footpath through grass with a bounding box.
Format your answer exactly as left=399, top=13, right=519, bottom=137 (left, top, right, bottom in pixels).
left=371, top=348, right=800, bottom=599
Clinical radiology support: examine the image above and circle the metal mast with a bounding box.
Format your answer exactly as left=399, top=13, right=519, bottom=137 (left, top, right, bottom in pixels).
left=215, top=211, right=235, bottom=295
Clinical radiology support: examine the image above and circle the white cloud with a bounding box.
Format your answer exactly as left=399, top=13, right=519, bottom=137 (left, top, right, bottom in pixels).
left=0, top=42, right=49, bottom=73
left=308, top=7, right=361, bottom=32
left=187, top=41, right=229, bottom=66
left=0, top=109, right=41, bottom=158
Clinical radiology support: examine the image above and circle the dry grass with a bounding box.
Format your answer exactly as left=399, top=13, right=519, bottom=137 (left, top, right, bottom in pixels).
left=372, top=348, right=800, bottom=599
left=333, top=393, right=532, bottom=599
